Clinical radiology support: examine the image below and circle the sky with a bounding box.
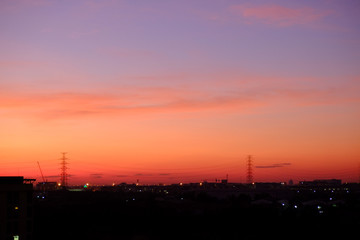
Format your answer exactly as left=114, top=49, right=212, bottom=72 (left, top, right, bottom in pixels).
left=1, top=0, right=360, bottom=185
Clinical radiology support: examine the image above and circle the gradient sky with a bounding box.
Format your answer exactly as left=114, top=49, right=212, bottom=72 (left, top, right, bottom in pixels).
left=1, top=0, right=360, bottom=185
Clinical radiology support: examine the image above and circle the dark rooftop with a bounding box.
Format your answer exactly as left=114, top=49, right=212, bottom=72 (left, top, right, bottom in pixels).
left=0, top=176, right=36, bottom=184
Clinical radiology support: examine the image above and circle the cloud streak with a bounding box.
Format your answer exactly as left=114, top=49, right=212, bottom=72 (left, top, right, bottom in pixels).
left=229, top=4, right=333, bottom=27
left=256, top=163, right=292, bottom=169
left=90, top=173, right=103, bottom=179
left=0, top=85, right=260, bottom=119
left=134, top=173, right=172, bottom=177
left=1, top=75, right=359, bottom=120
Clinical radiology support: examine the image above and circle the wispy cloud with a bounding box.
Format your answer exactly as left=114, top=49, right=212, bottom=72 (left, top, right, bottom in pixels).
left=90, top=173, right=103, bottom=179
left=1, top=75, right=359, bottom=120
left=0, top=86, right=260, bottom=119
left=134, top=173, right=172, bottom=177
left=256, top=163, right=292, bottom=169
left=229, top=4, right=333, bottom=27
left=45, top=175, right=59, bottom=179
left=158, top=173, right=171, bottom=176
left=46, top=174, right=75, bottom=178
left=134, top=173, right=153, bottom=177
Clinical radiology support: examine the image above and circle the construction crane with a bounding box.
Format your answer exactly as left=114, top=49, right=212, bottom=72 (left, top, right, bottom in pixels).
left=37, top=161, right=47, bottom=183
left=37, top=161, right=49, bottom=197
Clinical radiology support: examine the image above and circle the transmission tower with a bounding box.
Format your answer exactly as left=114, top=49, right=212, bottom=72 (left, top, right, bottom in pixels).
left=60, top=152, right=69, bottom=188
left=246, top=155, right=254, bottom=184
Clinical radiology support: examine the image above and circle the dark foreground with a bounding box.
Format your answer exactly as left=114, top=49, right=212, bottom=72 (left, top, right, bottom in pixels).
left=34, top=184, right=360, bottom=240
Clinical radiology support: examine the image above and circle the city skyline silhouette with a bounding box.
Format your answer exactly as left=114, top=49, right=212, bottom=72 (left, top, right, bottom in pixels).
left=1, top=0, right=359, bottom=186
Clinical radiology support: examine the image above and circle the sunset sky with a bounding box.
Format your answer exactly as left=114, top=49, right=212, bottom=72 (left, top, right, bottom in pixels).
left=1, top=0, right=359, bottom=185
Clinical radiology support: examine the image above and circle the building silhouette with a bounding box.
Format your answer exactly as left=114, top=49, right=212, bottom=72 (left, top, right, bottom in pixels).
left=0, top=177, right=36, bottom=240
